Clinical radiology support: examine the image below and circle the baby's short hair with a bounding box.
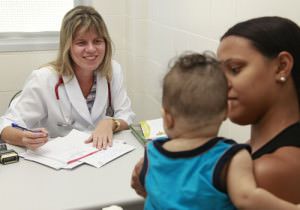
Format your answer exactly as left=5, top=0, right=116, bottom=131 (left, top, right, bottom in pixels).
left=162, top=52, right=228, bottom=125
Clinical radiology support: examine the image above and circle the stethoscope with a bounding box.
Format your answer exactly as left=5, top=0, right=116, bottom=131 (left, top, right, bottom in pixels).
left=54, top=76, right=114, bottom=128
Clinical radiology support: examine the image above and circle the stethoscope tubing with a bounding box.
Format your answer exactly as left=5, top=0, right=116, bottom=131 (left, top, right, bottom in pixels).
left=54, top=75, right=114, bottom=127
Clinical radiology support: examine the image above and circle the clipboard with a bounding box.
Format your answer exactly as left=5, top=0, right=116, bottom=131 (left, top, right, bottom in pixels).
left=129, top=124, right=148, bottom=146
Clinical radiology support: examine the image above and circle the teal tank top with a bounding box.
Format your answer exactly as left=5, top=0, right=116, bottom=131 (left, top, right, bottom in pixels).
left=141, top=137, right=250, bottom=210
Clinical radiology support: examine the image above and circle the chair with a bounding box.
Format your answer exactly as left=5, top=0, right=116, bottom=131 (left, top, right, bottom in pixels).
left=8, top=90, right=22, bottom=108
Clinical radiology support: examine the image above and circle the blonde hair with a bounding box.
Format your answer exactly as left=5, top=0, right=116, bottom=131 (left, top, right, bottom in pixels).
left=50, top=6, right=113, bottom=80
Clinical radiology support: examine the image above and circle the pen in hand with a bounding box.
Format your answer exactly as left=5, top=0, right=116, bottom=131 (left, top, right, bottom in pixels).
left=11, top=123, right=41, bottom=133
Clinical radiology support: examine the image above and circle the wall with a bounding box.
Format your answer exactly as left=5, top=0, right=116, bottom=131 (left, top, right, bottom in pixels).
left=94, top=0, right=300, bottom=142
left=0, top=51, right=57, bottom=114
left=1, top=1, right=300, bottom=142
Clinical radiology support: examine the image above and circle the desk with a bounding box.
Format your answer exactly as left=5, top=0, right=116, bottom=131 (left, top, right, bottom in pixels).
left=0, top=130, right=144, bottom=210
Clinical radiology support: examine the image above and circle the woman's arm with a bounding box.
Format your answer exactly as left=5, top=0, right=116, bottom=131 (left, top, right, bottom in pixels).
left=1, top=126, right=48, bottom=150
left=254, top=147, right=300, bottom=203
left=85, top=118, right=128, bottom=149
left=110, top=61, right=135, bottom=125
left=227, top=149, right=299, bottom=210
left=85, top=61, right=135, bottom=149
left=0, top=70, right=50, bottom=149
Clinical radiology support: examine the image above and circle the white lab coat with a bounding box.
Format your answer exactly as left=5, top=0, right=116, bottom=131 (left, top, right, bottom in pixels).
left=0, top=60, right=135, bottom=138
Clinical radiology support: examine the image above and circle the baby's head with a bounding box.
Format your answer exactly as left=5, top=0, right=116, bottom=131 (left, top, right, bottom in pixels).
left=162, top=52, right=228, bottom=132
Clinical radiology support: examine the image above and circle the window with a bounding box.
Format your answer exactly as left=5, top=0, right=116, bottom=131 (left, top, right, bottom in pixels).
left=0, top=0, right=92, bottom=52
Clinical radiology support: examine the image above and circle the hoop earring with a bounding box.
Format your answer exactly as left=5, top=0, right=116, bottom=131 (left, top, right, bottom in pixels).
left=279, top=76, right=286, bottom=82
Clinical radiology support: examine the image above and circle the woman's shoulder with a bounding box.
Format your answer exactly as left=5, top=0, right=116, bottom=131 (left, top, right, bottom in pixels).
left=32, top=65, right=57, bottom=75
left=252, top=121, right=300, bottom=159
left=254, top=147, right=300, bottom=202
left=29, top=66, right=59, bottom=82
left=254, top=147, right=300, bottom=173
left=27, top=65, right=56, bottom=78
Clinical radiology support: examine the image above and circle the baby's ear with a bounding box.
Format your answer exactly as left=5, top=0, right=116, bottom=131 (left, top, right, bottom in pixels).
left=162, top=107, right=174, bottom=129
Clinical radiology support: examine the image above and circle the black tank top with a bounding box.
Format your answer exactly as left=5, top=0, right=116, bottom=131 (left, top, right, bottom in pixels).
left=252, top=122, right=300, bottom=159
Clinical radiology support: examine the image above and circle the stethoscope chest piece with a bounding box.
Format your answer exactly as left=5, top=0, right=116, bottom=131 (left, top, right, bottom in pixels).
left=106, top=106, right=114, bottom=117
left=57, top=120, right=75, bottom=128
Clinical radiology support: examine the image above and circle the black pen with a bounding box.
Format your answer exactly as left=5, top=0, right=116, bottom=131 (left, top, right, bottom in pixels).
left=11, top=123, right=41, bottom=133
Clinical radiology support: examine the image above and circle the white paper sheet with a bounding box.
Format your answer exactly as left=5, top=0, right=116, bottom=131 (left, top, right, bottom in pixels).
left=30, top=129, right=98, bottom=164
left=81, top=140, right=135, bottom=168
left=21, top=130, right=136, bottom=170
left=20, top=151, right=83, bottom=169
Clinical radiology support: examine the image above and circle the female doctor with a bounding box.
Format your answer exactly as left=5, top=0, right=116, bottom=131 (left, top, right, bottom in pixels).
left=0, top=6, right=135, bottom=150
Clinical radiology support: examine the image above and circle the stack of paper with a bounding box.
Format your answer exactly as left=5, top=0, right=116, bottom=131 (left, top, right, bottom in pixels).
left=20, top=129, right=135, bottom=170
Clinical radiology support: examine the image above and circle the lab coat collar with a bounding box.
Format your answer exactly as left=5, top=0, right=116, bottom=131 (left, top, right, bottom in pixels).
left=62, top=74, right=93, bottom=124
left=91, top=74, right=108, bottom=122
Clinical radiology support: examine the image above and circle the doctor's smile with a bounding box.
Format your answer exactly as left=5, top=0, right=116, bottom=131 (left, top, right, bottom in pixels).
left=71, top=29, right=106, bottom=73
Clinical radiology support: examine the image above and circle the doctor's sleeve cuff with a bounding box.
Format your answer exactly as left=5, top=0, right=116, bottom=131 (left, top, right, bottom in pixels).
left=0, top=117, right=14, bottom=137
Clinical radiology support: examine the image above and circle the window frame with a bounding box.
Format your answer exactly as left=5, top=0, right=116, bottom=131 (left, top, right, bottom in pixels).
left=0, top=0, right=92, bottom=52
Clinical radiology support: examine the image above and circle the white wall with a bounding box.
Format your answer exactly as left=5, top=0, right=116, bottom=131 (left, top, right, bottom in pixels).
left=1, top=0, right=300, bottom=142
left=93, top=0, right=300, bottom=142
left=0, top=51, right=57, bottom=114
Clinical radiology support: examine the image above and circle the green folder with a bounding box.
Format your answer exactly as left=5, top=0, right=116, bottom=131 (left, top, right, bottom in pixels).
left=129, top=124, right=149, bottom=146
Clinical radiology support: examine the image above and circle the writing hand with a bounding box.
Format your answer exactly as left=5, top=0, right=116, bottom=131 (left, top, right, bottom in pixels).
left=22, top=128, right=48, bottom=150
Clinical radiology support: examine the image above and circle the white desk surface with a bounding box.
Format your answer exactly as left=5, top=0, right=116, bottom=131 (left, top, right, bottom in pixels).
left=0, top=130, right=144, bottom=210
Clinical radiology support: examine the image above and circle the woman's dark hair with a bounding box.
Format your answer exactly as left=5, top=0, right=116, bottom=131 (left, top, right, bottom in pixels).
left=221, top=16, right=300, bottom=105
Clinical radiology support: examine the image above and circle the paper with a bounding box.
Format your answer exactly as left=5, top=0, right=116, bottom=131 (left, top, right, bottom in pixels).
left=102, top=206, right=123, bottom=210
left=31, top=129, right=98, bottom=164
left=140, top=118, right=167, bottom=140
left=21, top=129, right=136, bottom=170
left=20, top=151, right=83, bottom=169
left=81, top=140, right=135, bottom=168
left=20, top=152, right=68, bottom=169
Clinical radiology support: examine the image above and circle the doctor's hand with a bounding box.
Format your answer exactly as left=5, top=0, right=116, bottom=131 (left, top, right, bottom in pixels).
left=85, top=119, right=113, bottom=150
left=22, top=128, right=48, bottom=150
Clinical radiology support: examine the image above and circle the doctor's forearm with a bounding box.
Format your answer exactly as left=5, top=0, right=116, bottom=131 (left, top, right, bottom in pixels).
left=117, top=119, right=129, bottom=132
left=1, top=127, right=25, bottom=147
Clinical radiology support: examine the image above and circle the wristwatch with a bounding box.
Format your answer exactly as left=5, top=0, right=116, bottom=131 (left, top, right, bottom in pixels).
left=112, top=119, right=121, bottom=132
